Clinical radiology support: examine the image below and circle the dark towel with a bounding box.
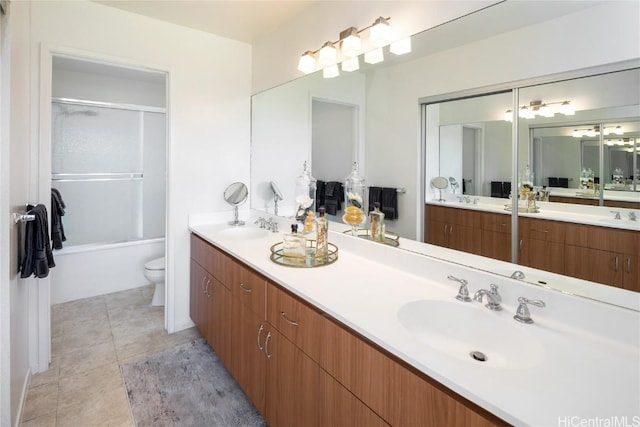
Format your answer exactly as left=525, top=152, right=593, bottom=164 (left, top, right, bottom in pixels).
left=315, top=180, right=326, bottom=212
left=380, top=187, right=398, bottom=220
left=502, top=182, right=512, bottom=199
left=368, top=187, right=382, bottom=212
left=51, top=188, right=66, bottom=250
left=490, top=181, right=502, bottom=198
left=323, top=181, right=343, bottom=216
left=548, top=177, right=559, bottom=187
left=558, top=177, right=569, bottom=188
left=20, top=204, right=55, bottom=279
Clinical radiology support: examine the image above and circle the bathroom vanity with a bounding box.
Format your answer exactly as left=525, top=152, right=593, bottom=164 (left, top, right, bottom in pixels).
left=189, top=215, right=639, bottom=426
left=425, top=199, right=640, bottom=292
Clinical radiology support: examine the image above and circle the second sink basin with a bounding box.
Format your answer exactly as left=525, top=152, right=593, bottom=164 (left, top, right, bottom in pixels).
left=218, top=226, right=269, bottom=239
left=397, top=300, right=545, bottom=369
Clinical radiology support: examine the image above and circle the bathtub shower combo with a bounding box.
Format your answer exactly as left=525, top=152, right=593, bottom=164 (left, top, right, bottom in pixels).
left=51, top=99, right=166, bottom=305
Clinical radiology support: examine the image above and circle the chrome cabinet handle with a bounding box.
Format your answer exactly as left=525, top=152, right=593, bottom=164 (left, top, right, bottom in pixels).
left=205, top=278, right=211, bottom=298
left=615, top=256, right=619, bottom=272
left=280, top=311, right=299, bottom=326
left=443, top=224, right=448, bottom=234
left=239, top=283, right=252, bottom=293
left=627, top=257, right=631, bottom=274
left=201, top=276, right=207, bottom=294
left=264, top=331, right=272, bottom=359
left=519, top=239, right=523, bottom=251
left=257, top=324, right=264, bottom=351
left=449, top=225, right=453, bottom=235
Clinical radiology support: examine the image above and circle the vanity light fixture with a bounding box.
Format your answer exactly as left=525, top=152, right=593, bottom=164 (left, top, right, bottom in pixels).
left=603, top=125, right=624, bottom=136
left=296, top=16, right=411, bottom=77
left=504, top=109, right=513, bottom=122
left=573, top=125, right=625, bottom=138
left=323, top=64, right=340, bottom=78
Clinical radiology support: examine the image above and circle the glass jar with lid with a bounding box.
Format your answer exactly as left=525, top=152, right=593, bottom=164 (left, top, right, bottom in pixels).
left=342, top=162, right=366, bottom=236
left=294, top=161, right=317, bottom=222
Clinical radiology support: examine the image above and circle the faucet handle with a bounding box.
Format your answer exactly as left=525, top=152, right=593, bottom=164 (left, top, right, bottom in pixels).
left=448, top=275, right=471, bottom=302
left=514, top=297, right=546, bottom=324
left=610, top=210, right=621, bottom=220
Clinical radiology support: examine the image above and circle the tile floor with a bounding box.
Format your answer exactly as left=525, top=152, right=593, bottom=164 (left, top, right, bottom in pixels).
left=21, top=285, right=201, bottom=426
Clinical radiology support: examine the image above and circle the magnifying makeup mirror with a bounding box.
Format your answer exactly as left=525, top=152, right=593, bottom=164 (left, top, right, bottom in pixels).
left=431, top=176, right=449, bottom=202
left=224, top=182, right=249, bottom=226
left=271, top=181, right=283, bottom=216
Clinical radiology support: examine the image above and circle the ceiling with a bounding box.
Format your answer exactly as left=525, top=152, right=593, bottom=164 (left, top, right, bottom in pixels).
left=94, top=0, right=315, bottom=44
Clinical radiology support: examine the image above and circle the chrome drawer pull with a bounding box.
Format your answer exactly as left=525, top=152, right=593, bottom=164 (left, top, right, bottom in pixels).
left=627, top=257, right=631, bottom=274
left=239, top=283, right=252, bottom=293
left=257, top=324, right=264, bottom=351
left=280, top=311, right=299, bottom=326
left=264, top=332, right=272, bottom=359
left=615, top=256, right=619, bottom=272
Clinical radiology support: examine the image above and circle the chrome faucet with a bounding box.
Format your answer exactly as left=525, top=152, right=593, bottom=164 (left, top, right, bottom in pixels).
left=254, top=217, right=267, bottom=228
left=514, top=297, right=546, bottom=324
left=447, top=275, right=471, bottom=302
left=266, top=217, right=279, bottom=233
left=629, top=212, right=637, bottom=222
left=473, top=284, right=502, bottom=311
left=611, top=210, right=621, bottom=220
left=510, top=270, right=526, bottom=280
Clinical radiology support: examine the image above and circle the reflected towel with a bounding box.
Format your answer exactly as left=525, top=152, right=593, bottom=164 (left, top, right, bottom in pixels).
left=380, top=187, right=398, bottom=220
left=51, top=188, right=66, bottom=250
left=368, top=187, right=382, bottom=212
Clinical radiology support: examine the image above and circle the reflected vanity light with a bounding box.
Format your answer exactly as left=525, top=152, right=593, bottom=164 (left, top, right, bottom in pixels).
left=506, top=100, right=575, bottom=121
left=296, top=16, right=411, bottom=77
left=572, top=125, right=625, bottom=138
left=323, top=64, right=340, bottom=78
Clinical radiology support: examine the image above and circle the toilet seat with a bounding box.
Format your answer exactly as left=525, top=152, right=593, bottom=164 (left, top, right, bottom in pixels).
left=145, top=257, right=165, bottom=271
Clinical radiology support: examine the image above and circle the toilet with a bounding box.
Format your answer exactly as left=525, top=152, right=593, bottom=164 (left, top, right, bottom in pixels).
left=144, top=257, right=165, bottom=306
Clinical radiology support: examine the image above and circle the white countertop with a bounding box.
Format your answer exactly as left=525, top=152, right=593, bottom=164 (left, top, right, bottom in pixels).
left=189, top=214, right=640, bottom=426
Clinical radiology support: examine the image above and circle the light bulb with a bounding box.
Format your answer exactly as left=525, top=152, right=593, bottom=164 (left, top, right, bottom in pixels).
left=340, top=27, right=361, bottom=58
left=370, top=17, right=391, bottom=48
left=322, top=64, right=339, bottom=78
left=297, top=51, right=316, bottom=74
left=364, top=48, right=384, bottom=64
left=318, top=42, right=337, bottom=66
left=390, top=37, right=411, bottom=55
left=341, top=56, right=360, bottom=72
left=614, top=126, right=624, bottom=135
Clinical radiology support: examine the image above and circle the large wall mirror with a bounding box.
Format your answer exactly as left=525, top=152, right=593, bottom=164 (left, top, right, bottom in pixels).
left=251, top=0, right=640, bottom=307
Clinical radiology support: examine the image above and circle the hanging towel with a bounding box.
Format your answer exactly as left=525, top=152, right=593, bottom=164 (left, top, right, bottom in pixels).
left=20, top=204, right=55, bottom=279
left=380, top=187, right=398, bottom=220
left=368, top=187, right=382, bottom=212
left=51, top=188, right=66, bottom=250
left=315, top=180, right=326, bottom=212
left=324, top=181, right=343, bottom=216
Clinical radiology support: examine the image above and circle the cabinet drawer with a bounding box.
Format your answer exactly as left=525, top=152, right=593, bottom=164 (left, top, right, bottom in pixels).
left=232, top=261, right=266, bottom=319
left=519, top=217, right=565, bottom=243
left=480, top=211, right=511, bottom=233
left=426, top=204, right=480, bottom=227
left=190, top=234, right=234, bottom=288
left=267, top=283, right=323, bottom=363
left=565, top=223, right=640, bottom=254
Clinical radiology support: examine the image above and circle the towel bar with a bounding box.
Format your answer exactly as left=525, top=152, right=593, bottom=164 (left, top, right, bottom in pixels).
left=13, top=213, right=36, bottom=224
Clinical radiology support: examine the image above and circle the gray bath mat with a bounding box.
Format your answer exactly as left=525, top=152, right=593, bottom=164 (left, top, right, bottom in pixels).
left=120, top=339, right=266, bottom=427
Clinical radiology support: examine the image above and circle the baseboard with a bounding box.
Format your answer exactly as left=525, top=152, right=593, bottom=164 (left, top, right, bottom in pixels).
left=171, top=318, right=195, bottom=334
left=14, top=367, right=31, bottom=427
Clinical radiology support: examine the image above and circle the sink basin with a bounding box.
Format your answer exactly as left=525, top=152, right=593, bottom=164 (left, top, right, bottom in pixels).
left=218, top=226, right=269, bottom=239
left=397, top=300, right=545, bottom=369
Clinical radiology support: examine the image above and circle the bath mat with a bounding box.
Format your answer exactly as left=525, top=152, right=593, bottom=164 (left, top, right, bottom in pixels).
left=120, top=339, right=266, bottom=427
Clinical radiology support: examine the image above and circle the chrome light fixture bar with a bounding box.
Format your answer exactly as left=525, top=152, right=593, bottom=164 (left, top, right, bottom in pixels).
left=296, top=16, right=412, bottom=78
left=503, top=100, right=575, bottom=122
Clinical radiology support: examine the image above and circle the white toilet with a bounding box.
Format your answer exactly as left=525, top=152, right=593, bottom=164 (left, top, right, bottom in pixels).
left=144, top=257, right=165, bottom=306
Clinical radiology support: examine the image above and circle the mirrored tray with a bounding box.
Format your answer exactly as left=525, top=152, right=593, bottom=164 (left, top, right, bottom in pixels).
left=504, top=204, right=539, bottom=213
left=343, top=229, right=400, bottom=247
left=270, top=240, right=338, bottom=268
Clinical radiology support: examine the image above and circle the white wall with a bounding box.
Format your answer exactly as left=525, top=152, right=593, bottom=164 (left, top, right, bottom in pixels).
left=2, top=2, right=252, bottom=424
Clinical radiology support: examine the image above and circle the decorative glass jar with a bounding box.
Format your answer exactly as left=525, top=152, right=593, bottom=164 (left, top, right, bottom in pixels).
left=294, top=161, right=317, bottom=222
left=342, top=162, right=366, bottom=236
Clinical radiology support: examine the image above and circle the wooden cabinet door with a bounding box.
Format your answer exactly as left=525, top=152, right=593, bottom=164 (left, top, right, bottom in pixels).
left=318, top=369, right=389, bottom=427
left=189, top=259, right=210, bottom=339
left=426, top=218, right=450, bottom=247
left=518, top=237, right=565, bottom=275
left=265, top=327, right=319, bottom=427
left=480, top=230, right=511, bottom=262
left=230, top=300, right=267, bottom=416
left=209, top=277, right=232, bottom=368
left=622, top=253, right=639, bottom=292
left=564, top=245, right=622, bottom=288
left=449, top=224, right=482, bottom=255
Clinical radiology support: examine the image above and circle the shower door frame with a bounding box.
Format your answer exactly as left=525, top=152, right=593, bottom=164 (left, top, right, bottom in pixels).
left=37, top=44, right=172, bottom=373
